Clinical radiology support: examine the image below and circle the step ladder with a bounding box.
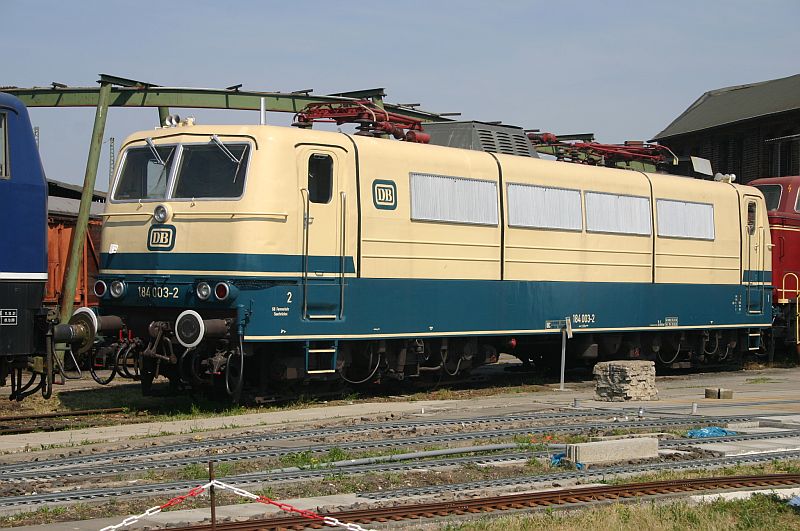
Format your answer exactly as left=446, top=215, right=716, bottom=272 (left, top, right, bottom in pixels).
left=747, top=329, right=762, bottom=352
left=305, top=340, right=338, bottom=374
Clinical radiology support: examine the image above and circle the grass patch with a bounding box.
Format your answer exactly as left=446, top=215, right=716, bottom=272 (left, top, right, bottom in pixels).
left=745, top=377, right=781, bottom=384
left=438, top=494, right=800, bottom=530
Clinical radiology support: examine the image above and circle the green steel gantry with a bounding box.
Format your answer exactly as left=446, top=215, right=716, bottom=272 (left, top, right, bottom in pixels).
left=3, top=74, right=451, bottom=323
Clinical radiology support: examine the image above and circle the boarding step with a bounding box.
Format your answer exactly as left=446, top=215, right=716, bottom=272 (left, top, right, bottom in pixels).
left=747, top=330, right=762, bottom=352
left=305, top=340, right=338, bottom=374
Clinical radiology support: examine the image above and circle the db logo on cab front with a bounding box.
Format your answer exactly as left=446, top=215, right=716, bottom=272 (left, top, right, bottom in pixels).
left=147, top=225, right=176, bottom=251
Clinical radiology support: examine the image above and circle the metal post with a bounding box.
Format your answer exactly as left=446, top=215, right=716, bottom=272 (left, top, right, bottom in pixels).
left=158, top=106, right=170, bottom=127
left=559, top=317, right=572, bottom=392
left=691, top=402, right=698, bottom=415
left=59, top=80, right=112, bottom=323
left=209, top=460, right=216, bottom=530
left=560, top=327, right=567, bottom=391
left=260, top=97, right=266, bottom=125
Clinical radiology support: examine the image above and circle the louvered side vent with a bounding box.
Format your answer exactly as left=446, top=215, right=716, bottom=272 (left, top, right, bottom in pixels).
left=424, top=121, right=539, bottom=158
left=477, top=130, right=498, bottom=153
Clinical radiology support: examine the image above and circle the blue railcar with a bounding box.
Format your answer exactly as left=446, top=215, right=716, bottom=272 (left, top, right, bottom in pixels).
left=0, top=93, right=53, bottom=398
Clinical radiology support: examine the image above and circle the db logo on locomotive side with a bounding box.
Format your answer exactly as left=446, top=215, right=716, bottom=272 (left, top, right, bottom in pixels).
left=373, top=180, right=397, bottom=210
left=147, top=225, right=176, bottom=251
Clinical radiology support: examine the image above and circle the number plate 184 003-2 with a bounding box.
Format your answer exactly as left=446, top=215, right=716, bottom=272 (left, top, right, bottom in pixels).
left=137, top=285, right=180, bottom=300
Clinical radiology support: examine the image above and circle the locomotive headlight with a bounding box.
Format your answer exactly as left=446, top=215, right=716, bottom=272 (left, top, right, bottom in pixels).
left=109, top=280, right=126, bottom=298
left=196, top=282, right=212, bottom=301
left=153, top=204, right=171, bottom=223
left=214, top=282, right=231, bottom=301
left=93, top=280, right=108, bottom=298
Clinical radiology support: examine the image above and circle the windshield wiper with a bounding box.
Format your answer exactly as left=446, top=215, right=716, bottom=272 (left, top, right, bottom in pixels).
left=211, top=134, right=245, bottom=182
left=145, top=138, right=165, bottom=165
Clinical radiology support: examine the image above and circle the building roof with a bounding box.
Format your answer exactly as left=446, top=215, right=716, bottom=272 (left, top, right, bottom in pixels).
left=48, top=196, right=105, bottom=218
left=652, top=74, right=800, bottom=140
left=47, top=179, right=106, bottom=202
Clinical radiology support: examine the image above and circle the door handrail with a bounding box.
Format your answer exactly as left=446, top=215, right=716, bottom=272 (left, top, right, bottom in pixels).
left=340, top=191, right=347, bottom=319
left=300, top=188, right=310, bottom=320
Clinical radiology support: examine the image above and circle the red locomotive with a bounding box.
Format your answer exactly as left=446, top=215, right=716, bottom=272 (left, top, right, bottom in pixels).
left=751, top=175, right=800, bottom=358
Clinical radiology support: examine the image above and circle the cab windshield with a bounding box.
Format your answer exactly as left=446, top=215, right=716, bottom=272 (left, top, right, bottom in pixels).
left=112, top=139, right=250, bottom=201
left=173, top=143, right=249, bottom=199
left=113, top=145, right=176, bottom=200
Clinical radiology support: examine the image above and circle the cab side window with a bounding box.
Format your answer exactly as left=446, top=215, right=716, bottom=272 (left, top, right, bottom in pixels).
left=0, top=113, right=8, bottom=179
left=308, top=154, right=332, bottom=204
left=747, top=202, right=757, bottom=235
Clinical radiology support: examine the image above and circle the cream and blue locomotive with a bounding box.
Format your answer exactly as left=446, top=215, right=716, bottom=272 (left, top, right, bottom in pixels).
left=71, top=119, right=772, bottom=398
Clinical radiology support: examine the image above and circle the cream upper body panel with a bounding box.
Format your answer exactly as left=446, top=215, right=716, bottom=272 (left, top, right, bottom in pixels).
left=498, top=154, right=654, bottom=283
left=100, top=123, right=766, bottom=285
left=648, top=173, right=741, bottom=284
left=353, top=136, right=501, bottom=280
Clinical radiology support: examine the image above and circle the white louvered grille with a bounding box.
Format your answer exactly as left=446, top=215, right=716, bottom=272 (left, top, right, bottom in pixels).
left=585, top=192, right=651, bottom=235
left=507, top=183, right=582, bottom=231
left=656, top=199, right=715, bottom=240
left=410, top=172, right=498, bottom=225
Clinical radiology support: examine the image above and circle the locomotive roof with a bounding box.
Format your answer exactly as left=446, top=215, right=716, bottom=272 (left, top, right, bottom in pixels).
left=0, top=91, right=28, bottom=113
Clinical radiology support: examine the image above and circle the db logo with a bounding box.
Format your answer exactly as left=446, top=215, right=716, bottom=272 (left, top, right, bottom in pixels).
left=147, top=225, right=176, bottom=251
left=372, top=180, right=397, bottom=210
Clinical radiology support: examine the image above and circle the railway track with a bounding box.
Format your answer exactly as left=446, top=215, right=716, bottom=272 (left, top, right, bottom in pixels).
left=5, top=425, right=800, bottom=483
left=164, top=473, right=800, bottom=530
left=0, top=413, right=760, bottom=478
left=3, top=442, right=800, bottom=510
left=0, top=407, right=128, bottom=435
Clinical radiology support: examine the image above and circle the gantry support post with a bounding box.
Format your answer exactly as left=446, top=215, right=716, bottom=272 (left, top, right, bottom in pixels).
left=157, top=106, right=170, bottom=126
left=59, top=79, right=112, bottom=323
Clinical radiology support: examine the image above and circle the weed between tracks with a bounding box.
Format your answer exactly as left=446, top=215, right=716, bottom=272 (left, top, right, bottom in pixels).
left=434, top=494, right=800, bottom=530
left=3, top=460, right=800, bottom=528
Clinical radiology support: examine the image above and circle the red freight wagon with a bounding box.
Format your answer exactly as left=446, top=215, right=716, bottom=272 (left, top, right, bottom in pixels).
left=45, top=180, right=105, bottom=312
left=751, top=175, right=800, bottom=355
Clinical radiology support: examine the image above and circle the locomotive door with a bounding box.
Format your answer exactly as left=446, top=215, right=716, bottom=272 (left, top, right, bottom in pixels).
left=743, top=195, right=765, bottom=314
left=298, top=147, right=346, bottom=320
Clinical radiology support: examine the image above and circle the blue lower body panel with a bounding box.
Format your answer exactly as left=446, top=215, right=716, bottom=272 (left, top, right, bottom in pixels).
left=99, top=274, right=772, bottom=342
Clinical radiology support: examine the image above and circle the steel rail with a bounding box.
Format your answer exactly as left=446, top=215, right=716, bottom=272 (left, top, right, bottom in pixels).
left=0, top=413, right=759, bottom=476
left=165, top=473, right=800, bottom=530
left=360, top=449, right=800, bottom=499
left=6, top=426, right=800, bottom=483
left=2, top=446, right=800, bottom=510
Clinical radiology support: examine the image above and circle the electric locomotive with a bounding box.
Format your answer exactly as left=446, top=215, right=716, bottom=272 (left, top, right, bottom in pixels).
left=67, top=117, right=772, bottom=400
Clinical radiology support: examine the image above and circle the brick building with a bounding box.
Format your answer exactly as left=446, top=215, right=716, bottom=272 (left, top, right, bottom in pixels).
left=652, top=74, right=800, bottom=184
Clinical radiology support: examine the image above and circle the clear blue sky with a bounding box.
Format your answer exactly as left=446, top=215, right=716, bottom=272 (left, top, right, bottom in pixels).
left=3, top=0, right=798, bottom=190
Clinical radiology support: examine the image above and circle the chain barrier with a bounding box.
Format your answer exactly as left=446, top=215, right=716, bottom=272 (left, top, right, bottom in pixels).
left=99, top=479, right=374, bottom=531
left=99, top=482, right=213, bottom=531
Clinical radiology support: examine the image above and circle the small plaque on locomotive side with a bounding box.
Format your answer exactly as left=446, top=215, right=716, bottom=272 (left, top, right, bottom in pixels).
left=0, top=309, right=17, bottom=326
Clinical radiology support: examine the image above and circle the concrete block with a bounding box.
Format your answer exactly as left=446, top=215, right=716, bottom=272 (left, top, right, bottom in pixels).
left=565, top=437, right=658, bottom=465
left=705, top=388, right=734, bottom=399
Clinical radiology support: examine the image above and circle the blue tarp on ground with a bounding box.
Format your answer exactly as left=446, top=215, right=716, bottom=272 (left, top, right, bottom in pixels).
left=686, top=427, right=738, bottom=438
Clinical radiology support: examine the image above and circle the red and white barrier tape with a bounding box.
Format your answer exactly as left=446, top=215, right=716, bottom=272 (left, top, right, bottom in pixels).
left=99, top=479, right=373, bottom=531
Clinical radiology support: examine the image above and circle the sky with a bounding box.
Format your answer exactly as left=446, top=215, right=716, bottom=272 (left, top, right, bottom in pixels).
left=2, top=0, right=798, bottom=190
